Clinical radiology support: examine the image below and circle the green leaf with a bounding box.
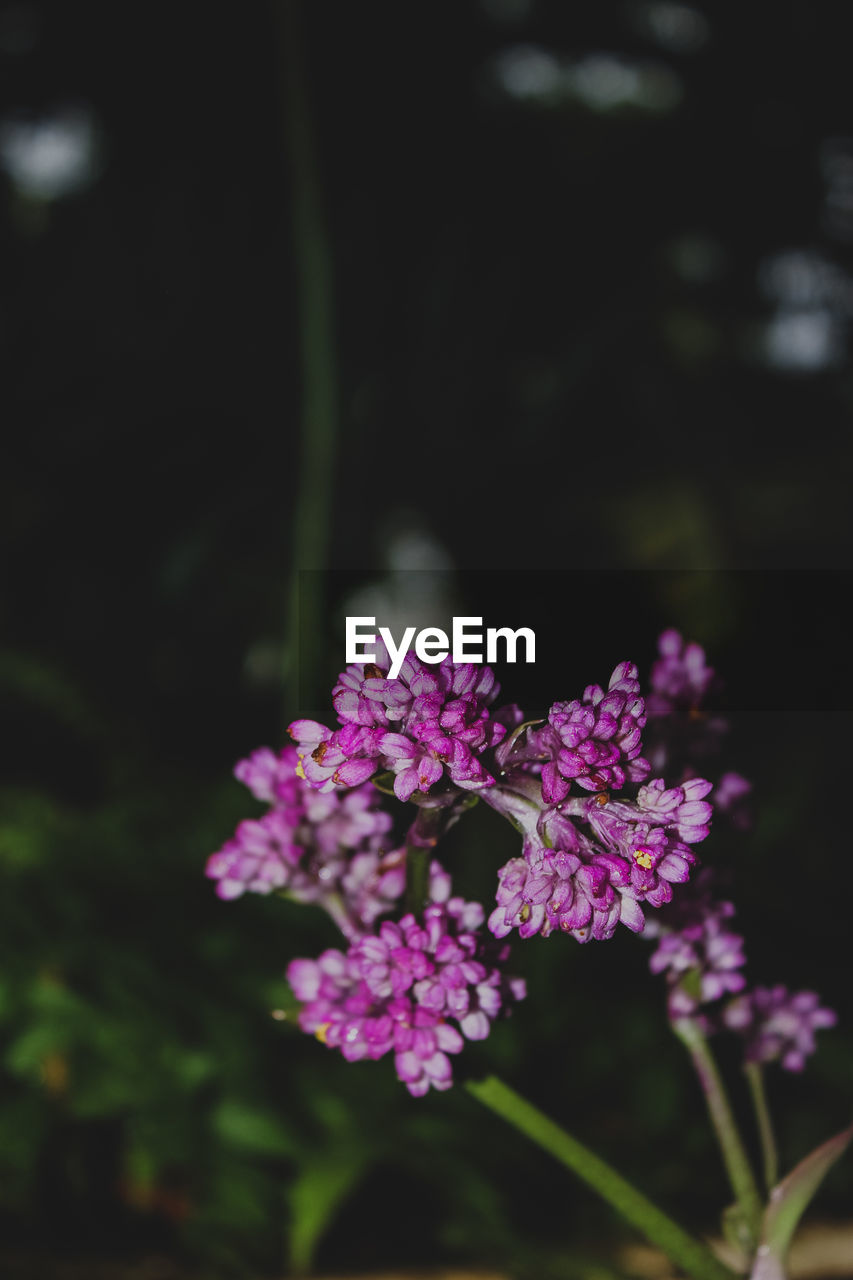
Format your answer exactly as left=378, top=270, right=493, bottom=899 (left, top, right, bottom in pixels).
left=213, top=1099, right=300, bottom=1158
left=753, top=1119, right=853, bottom=1279
left=286, top=1149, right=369, bottom=1274
left=369, top=771, right=397, bottom=796
left=5, top=1024, right=67, bottom=1078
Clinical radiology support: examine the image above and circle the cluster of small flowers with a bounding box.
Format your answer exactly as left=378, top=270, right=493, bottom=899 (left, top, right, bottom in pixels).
left=645, top=629, right=752, bottom=830
left=640, top=634, right=836, bottom=1069
left=208, top=666, right=527, bottom=1093
left=208, top=629, right=837, bottom=1090
left=289, top=646, right=508, bottom=802
left=645, top=874, right=748, bottom=1023
left=646, top=860, right=836, bottom=1073
left=288, top=893, right=526, bottom=1096
left=487, top=662, right=713, bottom=943
left=205, top=744, right=407, bottom=937
left=724, top=986, right=838, bottom=1072
left=256, top=647, right=717, bottom=1085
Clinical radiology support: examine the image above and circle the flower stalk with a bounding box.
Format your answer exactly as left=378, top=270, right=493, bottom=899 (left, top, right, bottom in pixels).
left=405, top=805, right=446, bottom=914
left=745, top=1062, right=779, bottom=1193
left=277, top=0, right=338, bottom=715
left=466, top=1074, right=736, bottom=1280
left=674, top=1017, right=763, bottom=1249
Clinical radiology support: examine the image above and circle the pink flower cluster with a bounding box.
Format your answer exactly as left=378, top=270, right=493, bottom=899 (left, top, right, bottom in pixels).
left=288, top=894, right=526, bottom=1096
left=206, top=745, right=404, bottom=937
left=487, top=662, right=713, bottom=944
left=289, top=648, right=508, bottom=802
left=723, top=986, right=837, bottom=1072
left=531, top=662, right=651, bottom=802
left=208, top=629, right=837, bottom=1093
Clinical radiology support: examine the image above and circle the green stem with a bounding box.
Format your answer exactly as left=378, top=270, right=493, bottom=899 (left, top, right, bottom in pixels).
left=745, top=1062, right=778, bottom=1193
left=405, top=806, right=445, bottom=914
left=673, top=1018, right=763, bottom=1247
left=276, top=0, right=338, bottom=716
left=466, top=1075, right=736, bottom=1280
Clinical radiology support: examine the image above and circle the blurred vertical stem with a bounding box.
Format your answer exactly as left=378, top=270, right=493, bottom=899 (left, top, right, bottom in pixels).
left=276, top=0, right=337, bottom=716
left=405, top=806, right=445, bottom=913
left=466, top=1075, right=736, bottom=1280
left=745, top=1062, right=779, bottom=1192
left=673, top=1017, right=763, bottom=1248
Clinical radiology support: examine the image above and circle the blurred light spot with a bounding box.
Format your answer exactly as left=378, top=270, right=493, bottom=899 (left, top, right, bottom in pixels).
left=490, top=45, right=683, bottom=113
left=568, top=55, right=682, bottom=112
left=492, top=45, right=561, bottom=100
left=0, top=3, right=39, bottom=54
left=341, top=521, right=456, bottom=642
left=0, top=105, right=99, bottom=200
left=762, top=309, right=843, bottom=372
left=243, top=641, right=283, bottom=688
left=760, top=250, right=823, bottom=306
left=637, top=2, right=710, bottom=53
left=480, top=0, right=534, bottom=23
left=820, top=136, right=853, bottom=243
left=570, top=55, right=645, bottom=109
left=386, top=527, right=453, bottom=574
left=667, top=233, right=726, bottom=284
left=759, top=249, right=853, bottom=312
left=755, top=247, right=853, bottom=372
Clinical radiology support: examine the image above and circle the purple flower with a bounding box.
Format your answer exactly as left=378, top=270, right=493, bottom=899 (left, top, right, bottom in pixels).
left=487, top=771, right=708, bottom=943
left=486, top=716, right=711, bottom=943
left=648, top=899, right=747, bottom=1020
left=287, top=949, right=398, bottom=1062
left=489, top=840, right=641, bottom=942
left=488, top=807, right=699, bottom=944
left=288, top=720, right=384, bottom=791
left=289, top=651, right=507, bottom=803
left=635, top=777, right=713, bottom=844
left=206, top=810, right=302, bottom=900
left=530, top=661, right=651, bottom=804
left=288, top=892, right=526, bottom=1096
left=723, top=986, right=837, bottom=1072
left=712, top=772, right=753, bottom=832
left=207, top=745, right=400, bottom=935
left=340, top=853, right=451, bottom=932
left=233, top=747, right=296, bottom=806
left=648, top=629, right=716, bottom=716
left=644, top=630, right=729, bottom=774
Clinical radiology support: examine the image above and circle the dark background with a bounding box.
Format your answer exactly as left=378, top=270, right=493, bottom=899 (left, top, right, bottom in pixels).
left=1, top=2, right=851, bottom=1276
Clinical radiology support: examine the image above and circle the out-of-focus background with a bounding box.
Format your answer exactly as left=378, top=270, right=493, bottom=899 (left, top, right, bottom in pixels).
left=1, top=2, right=851, bottom=1276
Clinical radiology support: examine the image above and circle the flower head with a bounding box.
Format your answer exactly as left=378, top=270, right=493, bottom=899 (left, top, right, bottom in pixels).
left=288, top=891, right=526, bottom=1095
left=648, top=899, right=747, bottom=1021
left=489, top=840, right=643, bottom=942
left=207, top=745, right=405, bottom=936
left=289, top=649, right=507, bottom=802
left=531, top=662, right=650, bottom=804
left=723, top=985, right=837, bottom=1071
left=488, top=767, right=709, bottom=944
left=648, top=629, right=716, bottom=715
left=712, top=772, right=753, bottom=832
left=644, top=630, right=729, bottom=774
